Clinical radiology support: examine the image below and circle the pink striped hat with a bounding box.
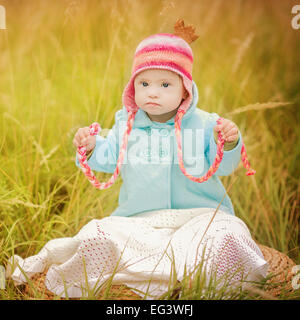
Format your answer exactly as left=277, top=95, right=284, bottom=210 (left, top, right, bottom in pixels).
left=122, top=32, right=195, bottom=116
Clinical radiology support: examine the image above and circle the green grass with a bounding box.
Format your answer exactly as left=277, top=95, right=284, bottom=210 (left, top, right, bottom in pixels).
left=0, top=0, right=299, bottom=300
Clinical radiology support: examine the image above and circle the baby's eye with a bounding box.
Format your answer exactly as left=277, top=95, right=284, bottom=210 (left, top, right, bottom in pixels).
left=162, top=83, right=170, bottom=88
left=141, top=81, right=148, bottom=87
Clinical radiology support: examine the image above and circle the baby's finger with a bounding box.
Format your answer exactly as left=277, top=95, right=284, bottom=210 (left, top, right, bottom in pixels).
left=83, top=127, right=90, bottom=137
left=221, top=121, right=235, bottom=134
left=82, top=135, right=93, bottom=146
left=226, top=126, right=238, bottom=136
left=83, top=133, right=95, bottom=144
left=216, top=121, right=229, bottom=132
left=73, top=138, right=80, bottom=148
left=75, top=131, right=84, bottom=142
left=77, top=127, right=89, bottom=137
left=225, top=127, right=239, bottom=140
left=216, top=125, right=230, bottom=136
left=214, top=125, right=221, bottom=132
left=225, top=134, right=238, bottom=142
left=76, top=133, right=87, bottom=146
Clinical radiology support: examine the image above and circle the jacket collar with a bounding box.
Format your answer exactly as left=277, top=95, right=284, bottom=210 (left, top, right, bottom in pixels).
left=121, top=81, right=199, bottom=128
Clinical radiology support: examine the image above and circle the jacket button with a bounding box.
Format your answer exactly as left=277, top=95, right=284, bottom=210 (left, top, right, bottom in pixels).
left=159, top=149, right=167, bottom=158
left=159, top=128, right=169, bottom=136
left=146, top=128, right=152, bottom=136
left=143, top=148, right=152, bottom=158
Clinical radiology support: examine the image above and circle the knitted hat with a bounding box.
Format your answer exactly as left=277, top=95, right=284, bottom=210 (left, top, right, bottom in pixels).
left=122, top=19, right=198, bottom=116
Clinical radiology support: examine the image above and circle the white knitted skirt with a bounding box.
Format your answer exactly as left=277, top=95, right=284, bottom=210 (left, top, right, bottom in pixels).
left=7, top=208, right=268, bottom=299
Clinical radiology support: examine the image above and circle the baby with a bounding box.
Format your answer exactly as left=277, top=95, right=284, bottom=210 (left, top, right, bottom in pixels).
left=7, top=22, right=268, bottom=299
left=73, top=31, right=242, bottom=218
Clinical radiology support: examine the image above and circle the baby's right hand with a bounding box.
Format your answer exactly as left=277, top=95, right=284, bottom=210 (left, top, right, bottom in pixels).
left=73, top=127, right=96, bottom=153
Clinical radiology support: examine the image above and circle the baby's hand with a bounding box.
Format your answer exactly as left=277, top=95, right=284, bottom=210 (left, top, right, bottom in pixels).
left=73, top=127, right=96, bottom=153
left=214, top=119, right=239, bottom=142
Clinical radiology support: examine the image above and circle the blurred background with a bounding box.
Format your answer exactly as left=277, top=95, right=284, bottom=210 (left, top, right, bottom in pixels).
left=0, top=0, right=299, bottom=297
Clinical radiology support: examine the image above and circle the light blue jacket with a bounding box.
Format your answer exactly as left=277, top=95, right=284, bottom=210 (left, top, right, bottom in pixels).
left=75, top=81, right=242, bottom=217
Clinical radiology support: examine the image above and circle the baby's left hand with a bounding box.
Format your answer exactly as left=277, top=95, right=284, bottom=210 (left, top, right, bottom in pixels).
left=214, top=118, right=239, bottom=142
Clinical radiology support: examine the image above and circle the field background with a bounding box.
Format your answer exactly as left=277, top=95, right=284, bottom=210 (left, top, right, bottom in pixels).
left=0, top=0, right=299, bottom=299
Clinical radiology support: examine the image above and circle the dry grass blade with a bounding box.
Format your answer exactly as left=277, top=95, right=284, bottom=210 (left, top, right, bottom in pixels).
left=243, top=283, right=278, bottom=300
left=193, top=175, right=239, bottom=267
left=1, top=0, right=299, bottom=301
left=0, top=199, right=46, bottom=209
left=226, top=102, right=292, bottom=115
left=231, top=32, right=254, bottom=74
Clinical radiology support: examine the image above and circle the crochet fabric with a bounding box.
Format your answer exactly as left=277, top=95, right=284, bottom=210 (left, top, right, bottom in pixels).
left=8, top=208, right=268, bottom=299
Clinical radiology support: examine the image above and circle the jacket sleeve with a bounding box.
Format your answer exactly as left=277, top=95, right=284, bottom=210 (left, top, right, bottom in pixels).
left=75, top=109, right=124, bottom=173
left=204, top=112, right=242, bottom=176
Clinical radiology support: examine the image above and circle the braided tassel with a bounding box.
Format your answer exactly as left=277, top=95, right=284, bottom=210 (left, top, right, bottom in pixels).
left=78, top=116, right=255, bottom=189
left=175, top=115, right=255, bottom=183
left=77, top=111, right=136, bottom=189
left=241, top=144, right=256, bottom=176
left=175, top=115, right=226, bottom=183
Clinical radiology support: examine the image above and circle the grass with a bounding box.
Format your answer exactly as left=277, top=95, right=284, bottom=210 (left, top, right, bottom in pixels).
left=0, top=0, right=299, bottom=300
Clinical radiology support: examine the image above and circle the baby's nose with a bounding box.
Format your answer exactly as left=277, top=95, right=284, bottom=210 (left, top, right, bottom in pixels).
left=148, top=88, right=159, bottom=98
left=149, top=93, right=158, bottom=98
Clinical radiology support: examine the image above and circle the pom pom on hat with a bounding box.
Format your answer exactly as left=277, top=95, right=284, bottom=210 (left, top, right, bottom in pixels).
left=173, top=19, right=199, bottom=44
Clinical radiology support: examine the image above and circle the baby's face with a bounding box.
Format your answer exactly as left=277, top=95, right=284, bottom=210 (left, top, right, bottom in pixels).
left=134, top=69, right=187, bottom=122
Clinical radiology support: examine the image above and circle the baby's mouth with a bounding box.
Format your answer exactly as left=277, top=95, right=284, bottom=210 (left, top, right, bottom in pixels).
left=146, top=102, right=160, bottom=106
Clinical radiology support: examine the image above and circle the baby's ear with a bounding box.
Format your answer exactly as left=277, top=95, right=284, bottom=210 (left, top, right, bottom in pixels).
left=183, top=89, right=189, bottom=99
